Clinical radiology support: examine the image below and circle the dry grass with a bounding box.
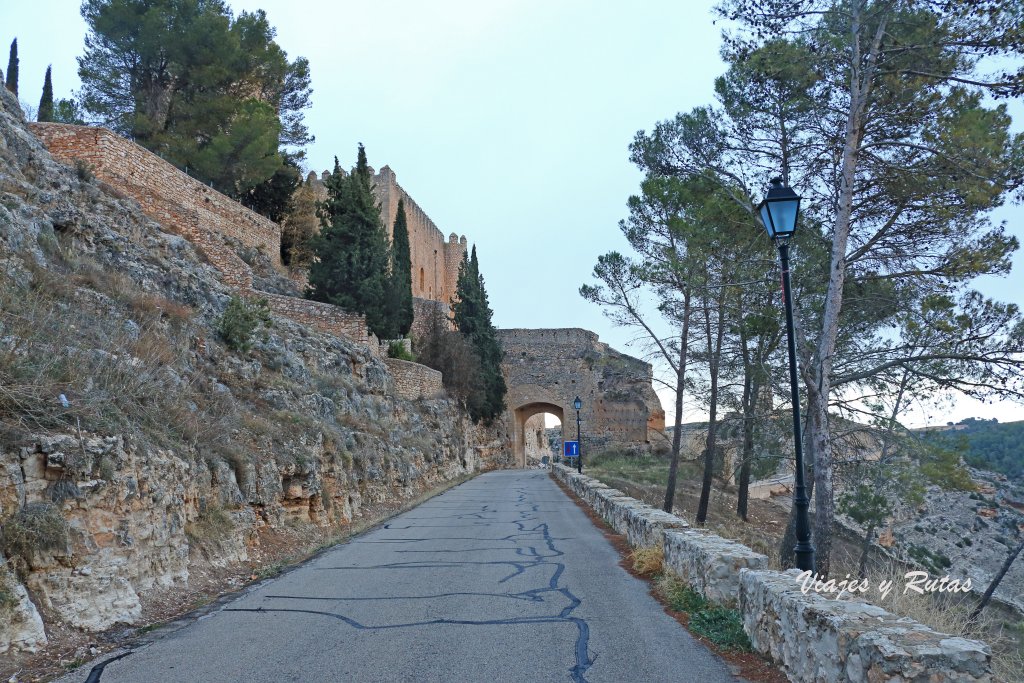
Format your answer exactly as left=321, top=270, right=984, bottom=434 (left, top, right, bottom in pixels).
left=630, top=544, right=665, bottom=577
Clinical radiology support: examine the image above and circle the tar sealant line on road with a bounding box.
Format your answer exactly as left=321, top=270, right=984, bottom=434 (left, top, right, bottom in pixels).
left=223, top=481, right=597, bottom=682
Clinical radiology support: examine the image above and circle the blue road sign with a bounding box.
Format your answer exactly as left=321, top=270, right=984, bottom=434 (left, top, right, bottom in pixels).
left=564, top=440, right=579, bottom=458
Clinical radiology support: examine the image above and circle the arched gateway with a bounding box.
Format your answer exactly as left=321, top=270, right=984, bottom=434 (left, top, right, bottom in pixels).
left=499, top=329, right=666, bottom=468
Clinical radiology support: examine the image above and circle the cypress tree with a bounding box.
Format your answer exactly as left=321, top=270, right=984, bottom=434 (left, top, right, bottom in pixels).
left=5, top=39, right=18, bottom=96
left=388, top=198, right=414, bottom=337
left=453, top=246, right=506, bottom=423
left=37, top=66, right=54, bottom=122
left=306, top=145, right=393, bottom=339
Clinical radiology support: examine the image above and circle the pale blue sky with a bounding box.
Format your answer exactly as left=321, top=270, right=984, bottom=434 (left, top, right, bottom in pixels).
left=2, top=0, right=1021, bottom=425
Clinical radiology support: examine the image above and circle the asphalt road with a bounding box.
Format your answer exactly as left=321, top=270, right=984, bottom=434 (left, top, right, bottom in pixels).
left=68, top=470, right=745, bottom=683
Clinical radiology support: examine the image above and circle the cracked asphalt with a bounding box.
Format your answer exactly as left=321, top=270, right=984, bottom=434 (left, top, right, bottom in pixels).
left=69, top=470, right=745, bottom=683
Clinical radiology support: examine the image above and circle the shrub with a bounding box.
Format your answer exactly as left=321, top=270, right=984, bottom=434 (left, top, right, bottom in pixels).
left=387, top=341, right=415, bottom=361
left=217, top=296, right=271, bottom=352
left=73, top=158, right=94, bottom=183
left=689, top=607, right=751, bottom=651
left=659, top=576, right=707, bottom=613
left=630, top=544, right=664, bottom=577
left=0, top=502, right=69, bottom=567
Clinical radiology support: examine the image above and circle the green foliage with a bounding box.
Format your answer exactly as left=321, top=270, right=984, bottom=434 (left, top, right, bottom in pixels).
left=243, top=154, right=301, bottom=223
left=452, top=247, right=506, bottom=423
left=921, top=419, right=1024, bottom=481
left=5, top=39, right=17, bottom=96
left=689, top=607, right=752, bottom=651
left=52, top=98, right=86, bottom=124
left=77, top=1, right=312, bottom=201
left=217, top=296, right=271, bottom=352
left=37, top=66, right=54, bottom=122
left=306, top=147, right=394, bottom=339
left=662, top=577, right=707, bottom=613
left=387, top=199, right=414, bottom=338
left=908, top=543, right=953, bottom=575
left=415, top=305, right=486, bottom=410
left=0, top=502, right=68, bottom=566
left=387, top=341, right=415, bottom=361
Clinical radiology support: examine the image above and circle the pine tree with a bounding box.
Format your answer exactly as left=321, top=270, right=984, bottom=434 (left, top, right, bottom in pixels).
left=5, top=39, right=18, bottom=96
left=37, top=66, right=54, bottom=122
left=306, top=146, right=393, bottom=339
left=388, top=198, right=414, bottom=337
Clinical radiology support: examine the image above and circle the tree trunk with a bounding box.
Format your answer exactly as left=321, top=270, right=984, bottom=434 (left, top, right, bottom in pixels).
left=696, top=300, right=724, bottom=525
left=968, top=537, right=1024, bottom=625
left=664, top=289, right=691, bottom=513
left=737, top=372, right=756, bottom=521
left=857, top=520, right=876, bottom=579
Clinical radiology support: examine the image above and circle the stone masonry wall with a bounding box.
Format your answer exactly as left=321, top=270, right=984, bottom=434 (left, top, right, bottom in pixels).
left=304, top=166, right=468, bottom=308
left=551, top=464, right=994, bottom=683
left=28, top=124, right=281, bottom=264
left=498, top=328, right=666, bottom=452
left=384, top=358, right=444, bottom=400
left=28, top=123, right=379, bottom=352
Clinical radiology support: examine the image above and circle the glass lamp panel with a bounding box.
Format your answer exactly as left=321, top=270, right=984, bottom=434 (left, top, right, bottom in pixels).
left=767, top=198, right=799, bottom=235
left=759, top=204, right=775, bottom=237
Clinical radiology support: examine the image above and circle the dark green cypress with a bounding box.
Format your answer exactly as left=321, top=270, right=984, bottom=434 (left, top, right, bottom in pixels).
left=5, top=39, right=18, bottom=96
left=388, top=198, right=414, bottom=337
left=453, top=245, right=506, bottom=423
left=37, top=66, right=54, bottom=122
left=306, top=145, right=393, bottom=339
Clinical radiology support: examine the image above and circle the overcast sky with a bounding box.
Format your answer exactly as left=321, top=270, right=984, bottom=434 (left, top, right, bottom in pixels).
left=3, top=0, right=1022, bottom=426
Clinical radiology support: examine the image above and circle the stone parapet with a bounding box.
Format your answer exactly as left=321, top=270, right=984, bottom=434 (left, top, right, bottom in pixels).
left=554, top=467, right=688, bottom=547
left=384, top=358, right=444, bottom=400
left=260, top=292, right=370, bottom=345
left=549, top=464, right=994, bottom=683
left=740, top=569, right=992, bottom=683
left=663, top=529, right=767, bottom=606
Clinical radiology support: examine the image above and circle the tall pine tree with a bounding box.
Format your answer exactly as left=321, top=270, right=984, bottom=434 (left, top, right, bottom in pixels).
left=306, top=145, right=394, bottom=339
left=388, top=198, right=414, bottom=338
left=453, top=246, right=507, bottom=423
left=37, top=66, right=54, bottom=122
left=5, top=39, right=18, bottom=96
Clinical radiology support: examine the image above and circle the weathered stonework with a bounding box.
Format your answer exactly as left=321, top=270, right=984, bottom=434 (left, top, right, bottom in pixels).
left=303, top=168, right=467, bottom=310
left=384, top=358, right=444, bottom=400
left=498, top=329, right=666, bottom=466
left=663, top=529, right=768, bottom=607
left=741, top=569, right=992, bottom=683
left=550, top=465, right=995, bottom=683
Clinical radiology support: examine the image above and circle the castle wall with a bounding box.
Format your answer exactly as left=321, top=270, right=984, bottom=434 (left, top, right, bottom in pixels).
left=305, top=166, right=467, bottom=311
left=384, top=358, right=444, bottom=400
left=28, top=124, right=282, bottom=266
left=498, top=328, right=666, bottom=461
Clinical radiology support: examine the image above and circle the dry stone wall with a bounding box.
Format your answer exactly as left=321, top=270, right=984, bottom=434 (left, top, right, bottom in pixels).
left=551, top=464, right=995, bottom=683
left=384, top=359, right=445, bottom=400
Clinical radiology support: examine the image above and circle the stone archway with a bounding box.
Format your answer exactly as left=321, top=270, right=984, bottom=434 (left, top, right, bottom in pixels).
left=507, top=384, right=566, bottom=468
left=514, top=402, right=564, bottom=469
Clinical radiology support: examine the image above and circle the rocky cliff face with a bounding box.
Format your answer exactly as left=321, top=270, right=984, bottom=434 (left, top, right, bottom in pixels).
left=0, top=87, right=490, bottom=660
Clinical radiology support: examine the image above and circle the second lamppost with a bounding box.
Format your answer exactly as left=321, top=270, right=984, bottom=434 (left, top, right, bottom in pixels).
left=573, top=396, right=583, bottom=473
left=757, top=177, right=815, bottom=573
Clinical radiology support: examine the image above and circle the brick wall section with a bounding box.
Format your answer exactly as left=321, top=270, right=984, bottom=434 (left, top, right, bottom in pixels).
left=259, top=292, right=369, bottom=344
left=29, top=123, right=282, bottom=265
left=384, top=359, right=444, bottom=400
left=28, top=122, right=379, bottom=350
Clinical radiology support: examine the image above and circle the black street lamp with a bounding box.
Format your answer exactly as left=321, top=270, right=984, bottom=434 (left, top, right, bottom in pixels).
left=573, top=396, right=583, bottom=474
left=757, top=177, right=815, bottom=573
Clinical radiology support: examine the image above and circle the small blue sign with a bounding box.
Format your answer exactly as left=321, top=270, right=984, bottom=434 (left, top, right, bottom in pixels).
left=564, top=440, right=579, bottom=458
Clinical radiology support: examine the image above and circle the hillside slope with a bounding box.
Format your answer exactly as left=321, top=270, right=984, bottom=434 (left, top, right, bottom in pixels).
left=0, top=86, right=494, bottom=667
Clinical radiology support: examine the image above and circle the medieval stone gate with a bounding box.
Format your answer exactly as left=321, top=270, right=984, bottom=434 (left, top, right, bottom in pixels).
left=497, top=329, right=666, bottom=468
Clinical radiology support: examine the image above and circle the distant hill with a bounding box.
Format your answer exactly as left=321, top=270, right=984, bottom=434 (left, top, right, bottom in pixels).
left=918, top=418, right=1024, bottom=480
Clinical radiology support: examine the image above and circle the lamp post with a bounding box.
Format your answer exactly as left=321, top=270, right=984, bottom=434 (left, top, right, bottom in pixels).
left=757, top=177, right=815, bottom=573
left=573, top=396, right=583, bottom=474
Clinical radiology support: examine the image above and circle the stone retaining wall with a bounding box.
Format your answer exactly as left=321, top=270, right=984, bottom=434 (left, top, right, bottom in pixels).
left=384, top=358, right=444, bottom=400
left=551, top=464, right=993, bottom=683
